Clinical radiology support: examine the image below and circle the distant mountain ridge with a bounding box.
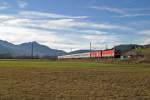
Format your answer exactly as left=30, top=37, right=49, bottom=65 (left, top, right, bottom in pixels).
left=68, top=44, right=150, bottom=54
left=0, top=40, right=66, bottom=58
left=0, top=40, right=149, bottom=58
left=68, top=50, right=91, bottom=55
left=114, top=44, right=150, bottom=53
left=114, top=44, right=142, bottom=53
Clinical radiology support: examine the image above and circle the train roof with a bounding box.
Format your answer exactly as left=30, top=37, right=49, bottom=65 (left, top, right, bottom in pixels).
left=92, top=48, right=115, bottom=52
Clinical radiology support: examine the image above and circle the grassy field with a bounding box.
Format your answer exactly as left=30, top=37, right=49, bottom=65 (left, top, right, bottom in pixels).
left=0, top=60, right=150, bottom=100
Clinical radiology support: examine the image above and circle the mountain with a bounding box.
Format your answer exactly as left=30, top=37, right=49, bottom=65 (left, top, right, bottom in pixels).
left=114, top=44, right=144, bottom=53
left=69, top=44, right=150, bottom=55
left=0, top=40, right=18, bottom=56
left=144, top=44, right=150, bottom=48
left=0, top=44, right=12, bottom=54
left=18, top=42, right=66, bottom=57
left=0, top=40, right=66, bottom=58
left=68, top=50, right=91, bottom=54
left=0, top=40, right=149, bottom=58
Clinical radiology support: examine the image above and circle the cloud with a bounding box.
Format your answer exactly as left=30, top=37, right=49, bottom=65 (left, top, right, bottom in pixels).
left=139, top=30, right=150, bottom=36
left=119, top=14, right=150, bottom=17
left=0, top=15, right=15, bottom=20
left=18, top=0, right=28, bottom=8
left=19, top=11, right=89, bottom=19
left=0, top=10, right=133, bottom=51
left=35, top=18, right=131, bottom=31
left=82, top=34, right=118, bottom=42
left=90, top=6, right=126, bottom=14
left=0, top=2, right=10, bottom=10
left=0, top=25, right=65, bottom=47
left=1, top=11, right=130, bottom=31
left=90, top=6, right=150, bottom=18
left=81, top=30, right=120, bottom=48
left=138, top=30, right=150, bottom=44
left=143, top=39, right=150, bottom=44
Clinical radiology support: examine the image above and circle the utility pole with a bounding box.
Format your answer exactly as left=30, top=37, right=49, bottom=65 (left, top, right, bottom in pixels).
left=70, top=48, right=72, bottom=52
left=90, top=42, right=92, bottom=58
left=105, top=44, right=108, bottom=50
left=31, top=42, right=34, bottom=58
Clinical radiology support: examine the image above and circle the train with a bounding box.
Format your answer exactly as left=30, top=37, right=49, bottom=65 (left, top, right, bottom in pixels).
left=58, top=49, right=121, bottom=59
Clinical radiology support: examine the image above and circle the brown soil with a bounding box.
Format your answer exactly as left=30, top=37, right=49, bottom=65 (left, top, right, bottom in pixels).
left=0, top=67, right=150, bottom=100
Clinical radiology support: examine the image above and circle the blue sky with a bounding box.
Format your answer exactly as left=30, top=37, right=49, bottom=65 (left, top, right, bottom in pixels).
left=0, top=0, right=150, bottom=51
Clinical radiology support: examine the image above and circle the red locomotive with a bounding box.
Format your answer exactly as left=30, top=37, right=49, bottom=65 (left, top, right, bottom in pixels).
left=90, top=50, right=102, bottom=58
left=90, top=49, right=121, bottom=58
